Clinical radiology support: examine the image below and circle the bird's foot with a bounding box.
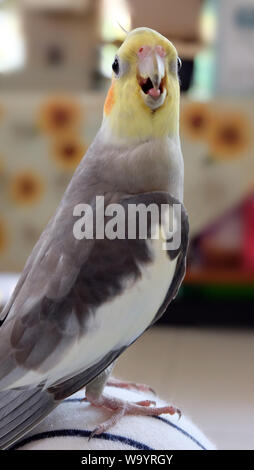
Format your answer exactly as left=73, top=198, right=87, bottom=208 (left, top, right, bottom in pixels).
left=85, top=393, right=181, bottom=439
left=106, top=377, right=156, bottom=395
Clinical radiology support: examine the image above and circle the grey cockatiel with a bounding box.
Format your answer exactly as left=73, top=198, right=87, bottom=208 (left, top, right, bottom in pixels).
left=0, top=27, right=188, bottom=449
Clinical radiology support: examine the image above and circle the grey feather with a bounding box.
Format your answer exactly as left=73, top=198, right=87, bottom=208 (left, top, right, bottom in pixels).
left=0, top=388, right=57, bottom=450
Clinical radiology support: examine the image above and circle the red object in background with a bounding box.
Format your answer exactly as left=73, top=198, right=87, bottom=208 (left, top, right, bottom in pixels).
left=243, top=193, right=254, bottom=271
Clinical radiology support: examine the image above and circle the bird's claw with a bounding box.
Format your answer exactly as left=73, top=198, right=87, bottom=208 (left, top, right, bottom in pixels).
left=85, top=394, right=182, bottom=439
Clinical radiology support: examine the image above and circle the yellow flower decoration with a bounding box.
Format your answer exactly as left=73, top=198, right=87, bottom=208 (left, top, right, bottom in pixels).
left=10, top=171, right=45, bottom=206
left=181, top=102, right=214, bottom=141
left=0, top=219, right=7, bottom=253
left=38, top=96, right=82, bottom=136
left=207, top=112, right=251, bottom=160
left=51, top=134, right=87, bottom=171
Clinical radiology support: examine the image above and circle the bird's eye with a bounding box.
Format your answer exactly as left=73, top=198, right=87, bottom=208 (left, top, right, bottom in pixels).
left=177, top=57, right=182, bottom=72
left=112, top=57, right=120, bottom=75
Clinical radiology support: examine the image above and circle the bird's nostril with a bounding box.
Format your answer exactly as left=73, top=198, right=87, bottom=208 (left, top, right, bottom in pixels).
left=137, top=45, right=151, bottom=59
left=155, top=45, right=166, bottom=58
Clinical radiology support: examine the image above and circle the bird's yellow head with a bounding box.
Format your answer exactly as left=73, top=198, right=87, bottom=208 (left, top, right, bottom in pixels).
left=103, top=27, right=181, bottom=143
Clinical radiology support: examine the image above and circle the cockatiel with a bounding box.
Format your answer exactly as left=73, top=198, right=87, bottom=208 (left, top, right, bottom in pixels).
left=0, top=27, right=188, bottom=449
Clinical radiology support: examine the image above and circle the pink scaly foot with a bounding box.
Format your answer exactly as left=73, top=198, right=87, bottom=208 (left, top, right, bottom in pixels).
left=85, top=393, right=181, bottom=439
left=106, top=377, right=156, bottom=395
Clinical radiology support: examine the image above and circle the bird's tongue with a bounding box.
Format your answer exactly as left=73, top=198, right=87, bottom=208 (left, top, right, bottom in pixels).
left=148, top=88, right=161, bottom=98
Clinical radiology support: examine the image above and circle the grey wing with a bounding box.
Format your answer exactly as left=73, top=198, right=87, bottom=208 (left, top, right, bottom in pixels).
left=0, top=192, right=188, bottom=382
left=0, top=190, right=188, bottom=449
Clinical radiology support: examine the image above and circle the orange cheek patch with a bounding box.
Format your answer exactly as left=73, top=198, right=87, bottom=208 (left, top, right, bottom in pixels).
left=104, top=83, right=115, bottom=116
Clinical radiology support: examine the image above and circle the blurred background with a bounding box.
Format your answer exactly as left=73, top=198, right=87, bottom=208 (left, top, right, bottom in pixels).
left=0, top=0, right=254, bottom=450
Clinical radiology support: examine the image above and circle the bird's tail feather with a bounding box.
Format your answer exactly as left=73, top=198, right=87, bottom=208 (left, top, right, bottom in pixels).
left=0, top=388, right=57, bottom=449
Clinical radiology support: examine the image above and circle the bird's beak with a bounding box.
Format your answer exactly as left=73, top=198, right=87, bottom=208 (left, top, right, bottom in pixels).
left=137, top=46, right=167, bottom=110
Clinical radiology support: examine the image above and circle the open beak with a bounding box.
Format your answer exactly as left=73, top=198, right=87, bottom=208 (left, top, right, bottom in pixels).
left=137, top=46, right=167, bottom=110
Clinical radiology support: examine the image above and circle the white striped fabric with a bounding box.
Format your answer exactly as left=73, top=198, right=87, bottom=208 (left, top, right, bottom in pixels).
left=11, top=384, right=215, bottom=450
